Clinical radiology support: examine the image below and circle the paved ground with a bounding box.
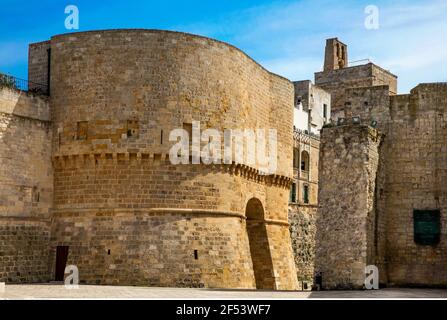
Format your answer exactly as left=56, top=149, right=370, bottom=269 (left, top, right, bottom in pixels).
left=0, top=284, right=446, bottom=299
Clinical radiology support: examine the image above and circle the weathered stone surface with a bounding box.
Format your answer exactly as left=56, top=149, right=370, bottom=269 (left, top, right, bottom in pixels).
left=382, top=84, right=447, bottom=287
left=0, top=29, right=299, bottom=289
left=315, top=38, right=397, bottom=118
left=315, top=83, right=447, bottom=288
left=315, top=124, right=382, bottom=289
left=288, top=205, right=317, bottom=283
left=0, top=87, right=52, bottom=283
left=312, top=38, right=447, bottom=289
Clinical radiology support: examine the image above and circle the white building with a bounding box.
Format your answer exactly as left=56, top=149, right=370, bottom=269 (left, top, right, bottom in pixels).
left=293, top=80, right=331, bottom=135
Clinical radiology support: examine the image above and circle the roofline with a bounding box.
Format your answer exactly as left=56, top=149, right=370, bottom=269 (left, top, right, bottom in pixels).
left=326, top=37, right=347, bottom=46
left=38, top=28, right=293, bottom=84
left=315, top=62, right=398, bottom=79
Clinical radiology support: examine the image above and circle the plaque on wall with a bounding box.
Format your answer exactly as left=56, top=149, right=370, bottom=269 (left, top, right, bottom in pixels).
left=413, top=209, right=441, bottom=246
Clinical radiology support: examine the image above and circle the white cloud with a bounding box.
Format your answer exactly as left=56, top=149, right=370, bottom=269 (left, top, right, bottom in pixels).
left=174, top=0, right=447, bottom=92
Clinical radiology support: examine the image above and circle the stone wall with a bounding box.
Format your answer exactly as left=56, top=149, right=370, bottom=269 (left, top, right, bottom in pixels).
left=340, top=85, right=391, bottom=127
left=49, top=30, right=293, bottom=177
left=382, top=84, right=447, bottom=287
left=50, top=210, right=253, bottom=288
left=43, top=29, right=297, bottom=289
left=315, top=124, right=382, bottom=289
left=315, top=63, right=397, bottom=117
left=0, top=220, right=51, bottom=283
left=0, top=86, right=53, bottom=282
left=28, top=41, right=50, bottom=89
left=288, top=131, right=320, bottom=286
left=288, top=205, right=317, bottom=283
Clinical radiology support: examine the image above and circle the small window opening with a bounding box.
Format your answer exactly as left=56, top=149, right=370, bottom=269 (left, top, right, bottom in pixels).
left=289, top=183, right=297, bottom=203
left=303, top=185, right=309, bottom=204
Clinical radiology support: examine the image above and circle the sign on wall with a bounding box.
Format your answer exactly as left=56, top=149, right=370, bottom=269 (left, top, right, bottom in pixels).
left=413, top=210, right=441, bottom=246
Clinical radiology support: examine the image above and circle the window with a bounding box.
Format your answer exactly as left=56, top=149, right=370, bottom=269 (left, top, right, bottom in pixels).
left=301, top=151, right=309, bottom=171
left=414, top=210, right=441, bottom=246
left=323, top=104, right=327, bottom=120
left=303, top=185, right=309, bottom=204
left=126, top=120, right=139, bottom=138
left=289, top=183, right=297, bottom=203
left=293, top=148, right=299, bottom=168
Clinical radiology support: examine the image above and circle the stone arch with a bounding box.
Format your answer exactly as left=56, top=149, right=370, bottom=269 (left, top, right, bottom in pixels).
left=245, top=198, right=275, bottom=289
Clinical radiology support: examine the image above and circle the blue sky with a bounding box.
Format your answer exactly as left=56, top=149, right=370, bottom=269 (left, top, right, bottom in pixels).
left=1, top=0, right=446, bottom=93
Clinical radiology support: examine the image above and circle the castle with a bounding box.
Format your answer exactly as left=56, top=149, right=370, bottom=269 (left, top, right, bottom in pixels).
left=289, top=38, right=446, bottom=289
left=0, top=30, right=445, bottom=290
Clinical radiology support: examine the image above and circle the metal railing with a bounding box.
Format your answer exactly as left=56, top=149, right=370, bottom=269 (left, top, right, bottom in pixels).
left=0, top=72, right=48, bottom=95
left=293, top=128, right=320, bottom=141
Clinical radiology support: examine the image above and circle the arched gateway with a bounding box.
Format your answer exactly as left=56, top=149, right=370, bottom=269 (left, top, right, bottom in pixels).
left=245, top=198, right=275, bottom=289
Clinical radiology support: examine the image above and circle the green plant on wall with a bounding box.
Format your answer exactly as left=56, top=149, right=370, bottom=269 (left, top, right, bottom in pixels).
left=0, top=73, right=17, bottom=89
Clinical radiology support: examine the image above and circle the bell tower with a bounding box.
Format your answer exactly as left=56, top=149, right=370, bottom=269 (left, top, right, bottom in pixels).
left=323, top=38, right=348, bottom=72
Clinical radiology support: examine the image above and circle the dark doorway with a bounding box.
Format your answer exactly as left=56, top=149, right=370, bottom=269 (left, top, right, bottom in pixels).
left=55, top=246, right=69, bottom=281
left=245, top=198, right=275, bottom=289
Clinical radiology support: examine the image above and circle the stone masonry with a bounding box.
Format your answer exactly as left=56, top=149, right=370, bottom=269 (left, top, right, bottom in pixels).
left=1, top=31, right=446, bottom=290
left=314, top=39, right=447, bottom=289
left=0, top=87, right=52, bottom=283
left=0, top=29, right=298, bottom=290
left=315, top=124, right=382, bottom=289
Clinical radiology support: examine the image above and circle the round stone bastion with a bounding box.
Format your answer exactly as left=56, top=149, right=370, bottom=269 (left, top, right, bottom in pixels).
left=49, top=29, right=297, bottom=289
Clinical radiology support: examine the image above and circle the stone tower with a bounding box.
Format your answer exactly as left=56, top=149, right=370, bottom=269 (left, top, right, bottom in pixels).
left=314, top=37, right=447, bottom=289
left=19, top=29, right=299, bottom=290
left=315, top=124, right=382, bottom=289
left=323, top=38, right=348, bottom=72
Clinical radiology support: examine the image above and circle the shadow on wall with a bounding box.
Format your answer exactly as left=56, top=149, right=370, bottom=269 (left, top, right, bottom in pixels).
left=245, top=198, right=275, bottom=290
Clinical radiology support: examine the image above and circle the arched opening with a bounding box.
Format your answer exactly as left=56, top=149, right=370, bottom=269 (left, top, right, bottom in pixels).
left=245, top=198, right=275, bottom=289
left=301, top=150, right=309, bottom=172
left=293, top=147, right=299, bottom=168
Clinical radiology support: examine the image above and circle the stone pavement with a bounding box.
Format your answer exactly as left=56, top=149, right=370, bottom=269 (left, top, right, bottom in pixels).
left=0, top=284, right=446, bottom=299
